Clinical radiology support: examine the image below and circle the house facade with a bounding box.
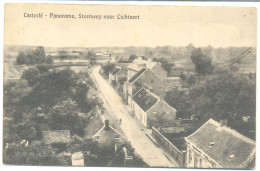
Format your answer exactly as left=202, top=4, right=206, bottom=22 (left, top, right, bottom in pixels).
left=109, top=67, right=127, bottom=85
left=131, top=88, right=177, bottom=128
left=126, top=68, right=167, bottom=106
left=127, top=58, right=167, bottom=81
left=92, top=120, right=128, bottom=153
left=185, top=119, right=255, bottom=169
left=115, top=69, right=127, bottom=85
left=123, top=58, right=181, bottom=105
left=109, top=67, right=120, bottom=84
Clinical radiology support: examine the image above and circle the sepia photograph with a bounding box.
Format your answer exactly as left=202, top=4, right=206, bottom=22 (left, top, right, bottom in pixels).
left=3, top=3, right=257, bottom=169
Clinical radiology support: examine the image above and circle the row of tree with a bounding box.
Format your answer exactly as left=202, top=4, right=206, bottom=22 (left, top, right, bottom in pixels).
left=165, top=70, right=256, bottom=140
left=4, top=64, right=101, bottom=164
left=16, top=46, right=53, bottom=65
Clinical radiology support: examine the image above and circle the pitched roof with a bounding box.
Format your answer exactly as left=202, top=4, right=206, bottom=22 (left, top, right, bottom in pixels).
left=84, top=114, right=104, bottom=139
left=93, top=120, right=128, bottom=143
left=127, top=59, right=157, bottom=71
left=4, top=65, right=29, bottom=79
left=127, top=63, right=142, bottom=71
left=132, top=59, right=157, bottom=69
left=42, top=130, right=71, bottom=144
left=112, top=67, right=121, bottom=75
left=128, top=68, right=146, bottom=83
left=132, top=88, right=159, bottom=112
left=185, top=119, right=255, bottom=169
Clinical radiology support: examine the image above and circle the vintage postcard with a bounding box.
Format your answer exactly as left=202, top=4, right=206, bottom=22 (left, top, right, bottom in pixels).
left=3, top=3, right=256, bottom=169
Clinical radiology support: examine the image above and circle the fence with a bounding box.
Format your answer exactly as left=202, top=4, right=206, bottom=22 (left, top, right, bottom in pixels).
left=152, top=127, right=186, bottom=167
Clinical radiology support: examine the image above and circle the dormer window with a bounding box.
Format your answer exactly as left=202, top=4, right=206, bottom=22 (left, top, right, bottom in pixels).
left=210, top=142, right=215, bottom=146
left=229, top=154, right=235, bottom=159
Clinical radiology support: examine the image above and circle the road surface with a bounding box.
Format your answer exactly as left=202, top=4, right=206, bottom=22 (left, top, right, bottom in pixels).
left=90, top=65, right=176, bottom=167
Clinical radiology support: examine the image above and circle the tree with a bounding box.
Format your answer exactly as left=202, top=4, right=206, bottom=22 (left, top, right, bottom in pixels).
left=145, top=48, right=154, bottom=58
left=16, top=46, right=47, bottom=65
left=34, top=46, right=46, bottom=64
left=49, top=99, right=88, bottom=136
left=22, top=69, right=76, bottom=107
left=66, top=134, right=84, bottom=153
left=21, top=68, right=43, bottom=86
left=187, top=74, right=196, bottom=87
left=188, top=73, right=255, bottom=138
left=86, top=50, right=96, bottom=62
left=165, top=71, right=256, bottom=139
left=4, top=141, right=70, bottom=166
left=129, top=54, right=137, bottom=61
left=102, top=63, right=115, bottom=78
left=16, top=51, right=28, bottom=64
left=21, top=68, right=96, bottom=115
left=45, top=55, right=53, bottom=64
left=164, top=89, right=191, bottom=118
left=58, top=50, right=69, bottom=62
left=190, top=48, right=214, bottom=76
left=156, top=57, right=172, bottom=74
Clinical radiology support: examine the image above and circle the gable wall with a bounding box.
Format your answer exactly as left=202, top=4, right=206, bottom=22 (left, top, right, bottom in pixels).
left=136, top=69, right=166, bottom=98
left=147, top=100, right=176, bottom=128
left=151, top=63, right=167, bottom=79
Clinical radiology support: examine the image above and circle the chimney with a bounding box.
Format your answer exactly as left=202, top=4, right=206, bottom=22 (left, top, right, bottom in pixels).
left=179, top=118, right=183, bottom=125
left=176, top=118, right=182, bottom=126
left=220, top=119, right=227, bottom=127
left=105, top=120, right=110, bottom=130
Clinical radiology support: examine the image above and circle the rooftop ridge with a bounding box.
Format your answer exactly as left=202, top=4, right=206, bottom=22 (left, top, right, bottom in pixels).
left=143, top=88, right=160, bottom=101
left=132, top=87, right=144, bottom=97
left=208, top=119, right=255, bottom=145
left=186, top=118, right=213, bottom=140
left=128, top=68, right=147, bottom=83
left=133, top=88, right=160, bottom=112
left=162, top=99, right=177, bottom=112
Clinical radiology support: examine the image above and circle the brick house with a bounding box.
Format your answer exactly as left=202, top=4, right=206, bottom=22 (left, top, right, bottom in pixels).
left=131, top=88, right=177, bottom=128
left=109, top=67, right=120, bottom=84
left=123, top=58, right=181, bottom=104
left=125, top=68, right=167, bottom=106
left=127, top=58, right=167, bottom=81
left=185, top=119, right=255, bottom=169
left=84, top=113, right=128, bottom=154
left=109, top=67, right=127, bottom=85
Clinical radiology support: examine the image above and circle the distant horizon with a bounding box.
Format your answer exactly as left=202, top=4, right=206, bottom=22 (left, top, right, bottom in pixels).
left=4, top=43, right=257, bottom=49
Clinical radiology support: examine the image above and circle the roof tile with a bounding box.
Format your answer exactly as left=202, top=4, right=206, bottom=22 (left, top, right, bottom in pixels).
left=132, top=88, right=159, bottom=112
left=186, top=119, right=255, bottom=168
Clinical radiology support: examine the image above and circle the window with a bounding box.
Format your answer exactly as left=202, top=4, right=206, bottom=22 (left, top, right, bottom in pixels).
left=96, top=136, right=100, bottom=140
left=151, top=79, right=154, bottom=83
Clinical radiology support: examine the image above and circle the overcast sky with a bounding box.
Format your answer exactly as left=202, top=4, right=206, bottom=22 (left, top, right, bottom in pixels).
left=4, top=4, right=257, bottom=48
